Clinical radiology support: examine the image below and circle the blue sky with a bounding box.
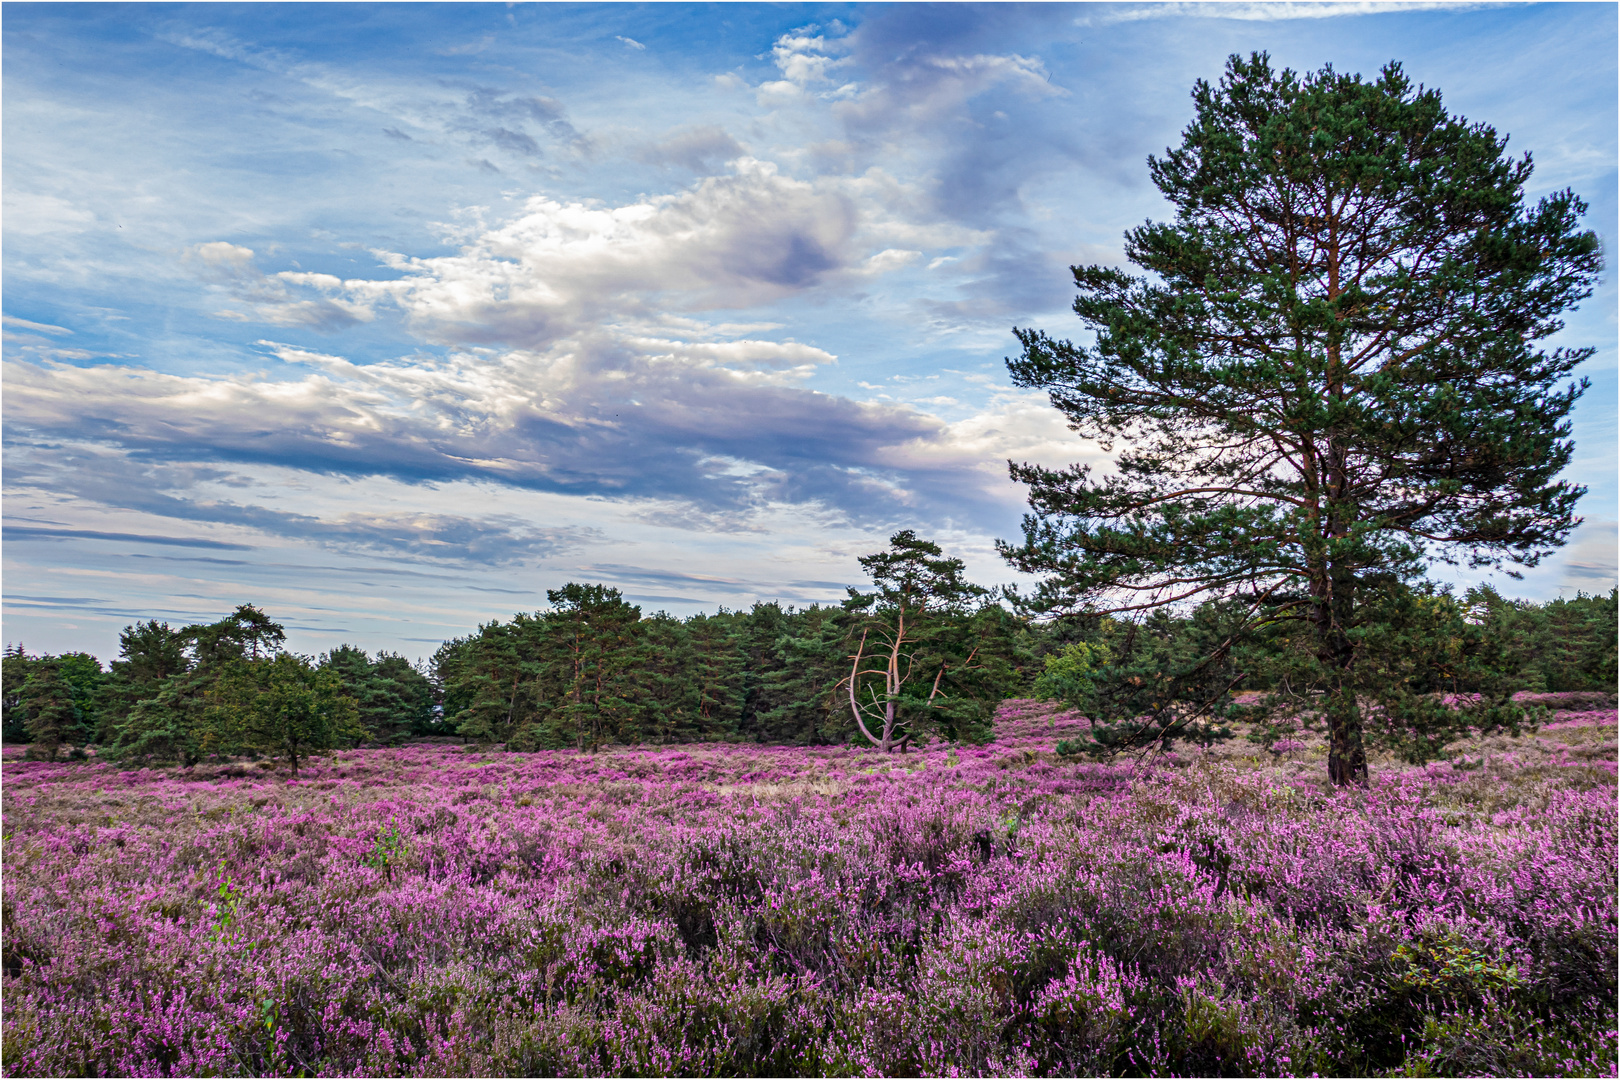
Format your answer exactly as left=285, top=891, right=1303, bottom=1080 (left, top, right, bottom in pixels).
left=5, top=1, right=1616, bottom=663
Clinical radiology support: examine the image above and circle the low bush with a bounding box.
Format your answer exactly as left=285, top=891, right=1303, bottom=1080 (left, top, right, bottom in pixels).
left=2, top=701, right=1614, bottom=1076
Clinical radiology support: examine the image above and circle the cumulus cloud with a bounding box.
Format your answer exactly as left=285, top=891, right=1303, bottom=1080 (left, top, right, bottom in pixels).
left=5, top=324, right=1098, bottom=541
left=756, top=25, right=858, bottom=105
left=319, top=157, right=979, bottom=344
left=3, top=139, right=1093, bottom=547
left=835, top=49, right=1059, bottom=135
left=4, top=341, right=949, bottom=518
left=635, top=125, right=747, bottom=172
left=758, top=20, right=1058, bottom=139
left=186, top=242, right=373, bottom=330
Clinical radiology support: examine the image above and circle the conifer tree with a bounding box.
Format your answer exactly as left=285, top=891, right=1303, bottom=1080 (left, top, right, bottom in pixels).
left=1, top=644, right=30, bottom=744
left=320, top=646, right=436, bottom=744
left=447, top=617, right=540, bottom=746
left=6, top=653, right=103, bottom=759
left=112, top=606, right=289, bottom=766
left=751, top=603, right=848, bottom=744
left=1002, top=54, right=1602, bottom=783
left=676, top=611, right=748, bottom=741
left=633, top=613, right=707, bottom=743
left=1471, top=586, right=1618, bottom=693
left=541, top=583, right=642, bottom=750
left=101, top=621, right=188, bottom=743
left=841, top=531, right=999, bottom=751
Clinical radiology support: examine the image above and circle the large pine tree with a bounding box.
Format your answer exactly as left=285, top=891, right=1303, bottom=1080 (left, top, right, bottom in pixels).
left=1001, top=54, right=1602, bottom=784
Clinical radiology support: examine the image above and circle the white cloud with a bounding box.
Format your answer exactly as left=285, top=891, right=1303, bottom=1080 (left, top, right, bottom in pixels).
left=2, top=315, right=73, bottom=335
left=183, top=242, right=375, bottom=330
left=1089, top=1, right=1504, bottom=23
left=326, top=157, right=971, bottom=345
left=770, top=26, right=853, bottom=88
left=831, top=49, right=1060, bottom=139
left=3, top=344, right=1083, bottom=539
left=1, top=30, right=1101, bottom=552
left=3, top=444, right=605, bottom=565
left=892, top=389, right=1109, bottom=489
left=755, top=22, right=1059, bottom=138
left=2, top=144, right=1088, bottom=534
left=439, top=34, right=495, bottom=56
left=854, top=248, right=924, bottom=276
left=4, top=192, right=97, bottom=236
left=635, top=125, right=746, bottom=172
left=2, top=314, right=112, bottom=363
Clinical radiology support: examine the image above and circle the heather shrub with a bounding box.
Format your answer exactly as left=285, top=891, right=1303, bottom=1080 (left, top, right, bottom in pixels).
left=1516, top=690, right=1618, bottom=713
left=2, top=702, right=1614, bottom=1077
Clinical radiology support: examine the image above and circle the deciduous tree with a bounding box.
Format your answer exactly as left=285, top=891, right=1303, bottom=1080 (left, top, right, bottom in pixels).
left=207, top=653, right=361, bottom=775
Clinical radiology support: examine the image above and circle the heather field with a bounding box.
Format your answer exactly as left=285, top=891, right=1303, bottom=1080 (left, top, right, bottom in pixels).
left=3, top=700, right=1616, bottom=1077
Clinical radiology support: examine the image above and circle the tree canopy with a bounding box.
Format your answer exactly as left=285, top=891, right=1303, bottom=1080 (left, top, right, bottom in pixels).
left=839, top=531, right=1019, bottom=751
left=206, top=652, right=361, bottom=775
left=433, top=590, right=862, bottom=750
left=1001, top=54, right=1602, bottom=784
left=3, top=586, right=1611, bottom=768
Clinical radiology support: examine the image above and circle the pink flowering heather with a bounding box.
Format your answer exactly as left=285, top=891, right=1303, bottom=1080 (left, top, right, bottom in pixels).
left=1515, top=692, right=1618, bottom=713
left=3, top=701, right=1615, bottom=1076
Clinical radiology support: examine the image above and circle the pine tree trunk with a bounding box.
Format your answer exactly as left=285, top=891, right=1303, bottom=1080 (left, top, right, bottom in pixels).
left=1314, top=563, right=1368, bottom=787
left=1325, top=688, right=1367, bottom=786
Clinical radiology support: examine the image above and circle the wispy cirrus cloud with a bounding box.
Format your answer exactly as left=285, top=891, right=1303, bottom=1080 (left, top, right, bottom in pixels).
left=1083, top=2, right=1508, bottom=23
left=5, top=443, right=601, bottom=564
left=3, top=315, right=74, bottom=336
left=4, top=526, right=252, bottom=551
left=4, top=2, right=1609, bottom=661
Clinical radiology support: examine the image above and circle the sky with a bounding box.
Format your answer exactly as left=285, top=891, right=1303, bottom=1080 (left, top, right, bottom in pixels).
left=4, top=1, right=1616, bottom=664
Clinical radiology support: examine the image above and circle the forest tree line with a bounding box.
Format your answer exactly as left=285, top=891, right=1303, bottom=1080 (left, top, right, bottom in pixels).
left=3, top=531, right=1615, bottom=767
